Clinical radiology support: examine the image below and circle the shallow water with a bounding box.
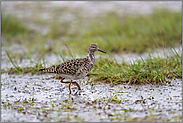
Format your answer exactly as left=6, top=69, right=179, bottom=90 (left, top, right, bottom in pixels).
left=1, top=73, right=182, bottom=122
left=1, top=46, right=182, bottom=121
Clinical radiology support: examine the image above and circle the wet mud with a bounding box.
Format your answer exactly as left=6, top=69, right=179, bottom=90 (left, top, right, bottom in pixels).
left=1, top=73, right=182, bottom=122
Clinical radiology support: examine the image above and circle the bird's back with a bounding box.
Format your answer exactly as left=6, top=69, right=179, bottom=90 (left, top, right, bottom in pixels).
left=39, top=57, right=94, bottom=79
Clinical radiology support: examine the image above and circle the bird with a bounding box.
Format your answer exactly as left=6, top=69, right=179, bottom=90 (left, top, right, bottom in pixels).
left=39, top=44, right=106, bottom=94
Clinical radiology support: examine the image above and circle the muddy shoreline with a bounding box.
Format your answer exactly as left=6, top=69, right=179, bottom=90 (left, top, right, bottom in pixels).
left=1, top=73, right=182, bottom=122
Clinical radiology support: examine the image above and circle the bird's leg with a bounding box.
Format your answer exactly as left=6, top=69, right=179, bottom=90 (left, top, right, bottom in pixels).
left=60, top=78, right=81, bottom=94
left=74, top=82, right=81, bottom=91
left=60, top=78, right=71, bottom=83
left=68, top=80, right=72, bottom=94
left=60, top=78, right=65, bottom=83
left=60, top=78, right=72, bottom=94
left=76, top=82, right=81, bottom=95
left=72, top=81, right=81, bottom=95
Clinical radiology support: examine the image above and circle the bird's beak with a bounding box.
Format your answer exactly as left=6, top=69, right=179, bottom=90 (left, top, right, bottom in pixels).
left=98, top=48, right=106, bottom=54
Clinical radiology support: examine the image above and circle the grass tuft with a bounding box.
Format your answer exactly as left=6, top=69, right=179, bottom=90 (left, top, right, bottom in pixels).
left=89, top=52, right=182, bottom=85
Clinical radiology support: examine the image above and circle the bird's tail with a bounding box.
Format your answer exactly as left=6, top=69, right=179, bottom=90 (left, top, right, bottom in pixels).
left=39, top=65, right=56, bottom=73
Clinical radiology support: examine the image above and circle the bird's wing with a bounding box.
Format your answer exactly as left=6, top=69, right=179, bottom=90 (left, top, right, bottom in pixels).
left=41, top=58, right=87, bottom=75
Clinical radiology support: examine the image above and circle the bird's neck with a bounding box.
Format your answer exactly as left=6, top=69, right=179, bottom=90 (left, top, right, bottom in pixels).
left=87, top=52, right=95, bottom=64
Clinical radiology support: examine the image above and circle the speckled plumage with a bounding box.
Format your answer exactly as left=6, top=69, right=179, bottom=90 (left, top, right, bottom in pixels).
left=39, top=44, right=106, bottom=94
left=39, top=58, right=93, bottom=79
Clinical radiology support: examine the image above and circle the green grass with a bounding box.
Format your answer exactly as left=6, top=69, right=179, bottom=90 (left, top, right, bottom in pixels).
left=2, top=46, right=182, bottom=85
left=49, top=8, right=181, bottom=54
left=1, top=11, right=32, bottom=40
left=1, top=51, right=45, bottom=75
left=89, top=51, right=182, bottom=85
left=1, top=8, right=182, bottom=85
left=1, top=63, right=44, bottom=75
left=1, top=8, right=182, bottom=58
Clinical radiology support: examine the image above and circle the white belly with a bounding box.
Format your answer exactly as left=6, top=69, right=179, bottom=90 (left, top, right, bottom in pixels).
left=59, top=72, right=88, bottom=80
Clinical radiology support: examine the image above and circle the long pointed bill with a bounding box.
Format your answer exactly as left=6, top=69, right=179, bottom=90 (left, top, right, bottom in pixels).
left=98, top=48, right=106, bottom=54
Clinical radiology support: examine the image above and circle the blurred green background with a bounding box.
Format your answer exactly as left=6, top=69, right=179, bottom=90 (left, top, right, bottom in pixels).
left=1, top=2, right=182, bottom=60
